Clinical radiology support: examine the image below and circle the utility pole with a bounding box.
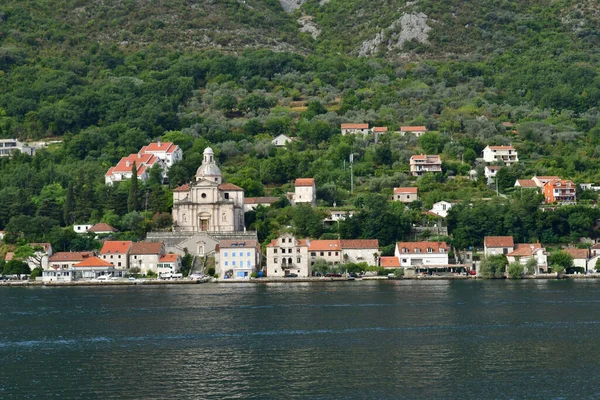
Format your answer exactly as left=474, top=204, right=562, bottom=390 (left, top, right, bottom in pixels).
left=350, top=153, right=354, bottom=194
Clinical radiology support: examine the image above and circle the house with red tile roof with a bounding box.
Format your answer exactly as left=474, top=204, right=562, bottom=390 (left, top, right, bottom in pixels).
left=100, top=241, right=132, bottom=269
left=157, top=253, right=182, bottom=275
left=129, top=242, right=165, bottom=275
left=482, top=145, right=518, bottom=166
left=88, top=223, right=118, bottom=235
left=290, top=178, right=316, bottom=206
left=139, top=141, right=182, bottom=168
left=48, top=251, right=94, bottom=270
left=543, top=179, right=576, bottom=204
left=563, top=248, right=589, bottom=271
left=105, top=141, right=182, bottom=185
left=340, top=123, right=370, bottom=135
left=484, top=236, right=514, bottom=256
left=72, top=256, right=120, bottom=280
left=400, top=126, right=427, bottom=137
left=340, top=239, right=379, bottom=265
left=409, top=154, right=442, bottom=176
left=507, top=243, right=548, bottom=274
left=394, top=241, right=449, bottom=267
left=393, top=187, right=419, bottom=203
left=244, top=197, right=280, bottom=212
left=266, top=233, right=310, bottom=277
left=514, top=179, right=539, bottom=189
left=380, top=256, right=401, bottom=268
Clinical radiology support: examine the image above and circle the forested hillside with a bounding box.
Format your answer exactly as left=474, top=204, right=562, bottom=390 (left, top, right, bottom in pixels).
left=0, top=0, right=599, bottom=254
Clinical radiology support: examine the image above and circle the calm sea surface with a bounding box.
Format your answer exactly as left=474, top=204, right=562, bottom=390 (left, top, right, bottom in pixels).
left=2, top=280, right=600, bottom=399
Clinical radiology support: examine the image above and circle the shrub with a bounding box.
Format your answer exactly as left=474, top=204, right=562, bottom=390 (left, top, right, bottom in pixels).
left=207, top=267, right=216, bottom=276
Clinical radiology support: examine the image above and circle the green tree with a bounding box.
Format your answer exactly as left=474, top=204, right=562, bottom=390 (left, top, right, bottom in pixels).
left=508, top=261, right=523, bottom=279
left=525, top=257, right=537, bottom=275
left=128, top=162, right=139, bottom=212
left=64, top=182, right=75, bottom=226
left=548, top=251, right=573, bottom=274
left=479, top=255, right=507, bottom=278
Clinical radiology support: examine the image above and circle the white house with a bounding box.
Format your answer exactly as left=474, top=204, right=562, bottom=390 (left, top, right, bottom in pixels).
left=139, top=141, right=183, bottom=168
left=87, top=223, right=118, bottom=236
left=563, top=248, right=589, bottom=272
left=482, top=145, right=518, bottom=166
left=507, top=243, right=548, bottom=274
left=0, top=139, right=35, bottom=157
left=394, top=241, right=449, bottom=267
left=341, top=123, right=370, bottom=135
left=266, top=233, right=310, bottom=277
left=409, top=155, right=442, bottom=176
left=290, top=178, right=316, bottom=206
left=244, top=197, right=280, bottom=212
left=157, top=254, right=182, bottom=276
left=484, top=166, right=502, bottom=184
left=393, top=187, right=419, bottom=203
left=215, top=239, right=260, bottom=280
left=340, top=239, right=379, bottom=266
left=429, top=201, right=453, bottom=218
left=48, top=251, right=94, bottom=271
left=484, top=236, right=514, bottom=256
left=99, top=241, right=132, bottom=269
left=271, top=134, right=293, bottom=147
left=400, top=126, right=427, bottom=137
left=73, top=224, right=92, bottom=234
left=323, top=210, right=354, bottom=226
left=129, top=242, right=165, bottom=275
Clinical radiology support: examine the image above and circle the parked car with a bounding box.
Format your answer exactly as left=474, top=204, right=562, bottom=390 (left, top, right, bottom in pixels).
left=284, top=273, right=298, bottom=278
left=348, top=272, right=359, bottom=278
left=468, top=270, right=477, bottom=276
left=325, top=273, right=342, bottom=277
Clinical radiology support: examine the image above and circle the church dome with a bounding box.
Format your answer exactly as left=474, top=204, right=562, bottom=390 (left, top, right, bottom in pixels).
left=195, top=147, right=222, bottom=182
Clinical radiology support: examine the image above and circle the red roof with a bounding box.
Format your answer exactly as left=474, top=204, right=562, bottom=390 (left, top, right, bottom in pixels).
left=394, top=187, right=418, bottom=194
left=49, top=252, right=94, bottom=262
left=73, top=256, right=114, bottom=268
left=88, top=223, right=118, bottom=233
left=308, top=240, right=341, bottom=251
left=295, top=178, right=315, bottom=187
left=29, top=243, right=52, bottom=252
left=544, top=179, right=575, bottom=189
left=488, top=145, right=515, bottom=150
left=109, top=153, right=159, bottom=175
left=380, top=256, right=401, bottom=268
left=396, top=241, right=448, bottom=253
left=401, top=126, right=426, bottom=132
left=508, top=243, right=543, bottom=257
left=218, top=239, right=259, bottom=249
left=245, top=197, right=279, bottom=205
left=159, top=254, right=180, bottom=263
left=218, top=183, right=244, bottom=191
left=173, top=183, right=190, bottom=192
left=341, top=123, right=369, bottom=129
left=484, top=236, right=514, bottom=248
left=373, top=127, right=388, bottom=132
left=563, top=248, right=589, bottom=260
left=340, top=239, right=379, bottom=249
left=100, top=241, right=132, bottom=254
left=516, top=179, right=538, bottom=188
left=130, top=242, right=164, bottom=255
left=144, top=142, right=179, bottom=154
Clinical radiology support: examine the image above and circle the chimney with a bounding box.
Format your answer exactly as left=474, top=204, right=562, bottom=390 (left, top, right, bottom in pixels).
left=126, top=161, right=130, bottom=167
left=157, top=140, right=161, bottom=147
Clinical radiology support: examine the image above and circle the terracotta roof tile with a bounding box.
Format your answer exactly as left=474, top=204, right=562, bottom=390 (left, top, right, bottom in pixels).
left=396, top=241, right=448, bottom=253
left=73, top=256, right=114, bottom=268
left=489, top=146, right=515, bottom=150
left=373, top=127, right=388, bottom=132
left=245, top=197, right=279, bottom=205
left=380, top=256, right=401, bottom=268
left=218, top=183, right=244, bottom=191
left=308, top=240, right=341, bottom=251
left=100, top=241, right=132, bottom=254
left=401, top=126, right=427, bottom=132
left=484, top=236, right=514, bottom=248
left=49, top=252, right=94, bottom=262
left=340, top=239, right=379, bottom=249
left=88, top=223, right=118, bottom=233
left=130, top=242, right=164, bottom=255
left=159, top=254, right=180, bottom=263
left=218, top=239, right=259, bottom=249
left=507, top=243, right=543, bottom=257
left=173, top=183, right=190, bottom=192
left=295, top=178, right=315, bottom=187
left=516, top=179, right=538, bottom=188
left=394, top=187, right=418, bottom=194
left=341, top=123, right=369, bottom=129
left=563, top=248, right=589, bottom=260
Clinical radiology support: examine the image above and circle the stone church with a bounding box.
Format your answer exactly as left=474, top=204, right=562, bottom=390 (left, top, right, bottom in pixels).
left=172, top=148, right=245, bottom=232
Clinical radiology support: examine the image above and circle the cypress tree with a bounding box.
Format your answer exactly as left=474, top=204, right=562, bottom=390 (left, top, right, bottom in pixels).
left=63, top=182, right=75, bottom=225
left=128, top=162, right=139, bottom=212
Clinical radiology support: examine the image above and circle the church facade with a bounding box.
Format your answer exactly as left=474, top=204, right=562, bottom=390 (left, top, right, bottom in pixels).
left=172, top=148, right=245, bottom=232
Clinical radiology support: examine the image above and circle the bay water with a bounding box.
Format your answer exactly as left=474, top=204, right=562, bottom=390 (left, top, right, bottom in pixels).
left=2, top=280, right=600, bottom=399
